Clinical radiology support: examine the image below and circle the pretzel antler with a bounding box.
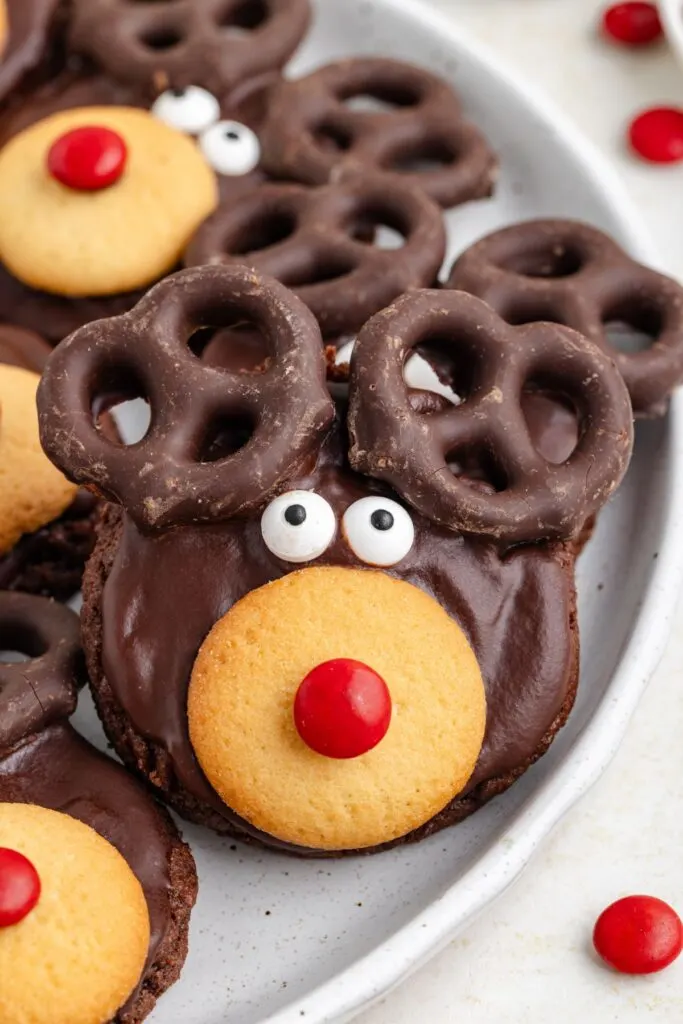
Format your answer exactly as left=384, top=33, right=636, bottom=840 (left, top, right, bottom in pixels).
left=0, top=592, right=83, bottom=754
left=348, top=290, right=634, bottom=545
left=38, top=265, right=335, bottom=532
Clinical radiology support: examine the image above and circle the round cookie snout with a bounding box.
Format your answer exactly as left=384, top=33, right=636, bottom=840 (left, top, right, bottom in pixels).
left=187, top=566, right=487, bottom=851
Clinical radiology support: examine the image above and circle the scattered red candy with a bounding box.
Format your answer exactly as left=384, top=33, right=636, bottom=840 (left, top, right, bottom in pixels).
left=47, top=125, right=128, bottom=191
left=0, top=848, right=41, bottom=927
left=602, top=3, right=662, bottom=45
left=629, top=107, right=683, bottom=164
left=593, top=895, right=683, bottom=974
left=294, top=658, right=392, bottom=759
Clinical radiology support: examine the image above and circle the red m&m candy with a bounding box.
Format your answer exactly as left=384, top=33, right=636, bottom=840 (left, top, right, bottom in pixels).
left=294, top=658, right=392, bottom=759
left=629, top=108, right=683, bottom=164
left=602, top=3, right=662, bottom=45
left=0, top=847, right=41, bottom=927
left=47, top=125, right=128, bottom=191
left=593, top=895, right=683, bottom=974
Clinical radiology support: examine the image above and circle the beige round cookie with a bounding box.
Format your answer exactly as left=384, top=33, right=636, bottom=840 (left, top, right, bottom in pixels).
left=0, top=364, right=78, bottom=555
left=0, top=106, right=218, bottom=297
left=188, top=566, right=487, bottom=851
left=0, top=803, right=150, bottom=1024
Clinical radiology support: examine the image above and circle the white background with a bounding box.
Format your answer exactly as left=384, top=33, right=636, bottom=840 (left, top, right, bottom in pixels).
left=358, top=2, right=683, bottom=1022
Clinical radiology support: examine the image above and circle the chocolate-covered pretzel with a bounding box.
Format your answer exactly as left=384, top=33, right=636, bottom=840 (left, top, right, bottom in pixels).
left=447, top=219, right=683, bottom=417
left=258, top=58, right=497, bottom=209
left=68, top=0, right=311, bottom=96
left=185, top=174, right=447, bottom=338
left=0, top=591, right=82, bottom=752
left=38, top=265, right=335, bottom=531
left=348, top=290, right=634, bottom=545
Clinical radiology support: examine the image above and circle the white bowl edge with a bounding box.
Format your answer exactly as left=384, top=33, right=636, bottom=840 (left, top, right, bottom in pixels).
left=661, top=0, right=683, bottom=70
left=255, top=2, right=683, bottom=1021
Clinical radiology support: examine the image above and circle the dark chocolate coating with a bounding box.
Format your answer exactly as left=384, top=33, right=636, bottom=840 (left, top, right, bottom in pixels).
left=185, top=174, right=447, bottom=338
left=0, top=592, right=196, bottom=1024
left=447, top=219, right=683, bottom=417
left=259, top=57, right=498, bottom=209
left=348, top=290, right=634, bottom=545
left=38, top=266, right=335, bottom=531
left=0, top=0, right=62, bottom=103
left=69, top=0, right=311, bottom=96
left=0, top=322, right=51, bottom=369
left=80, top=408, right=579, bottom=855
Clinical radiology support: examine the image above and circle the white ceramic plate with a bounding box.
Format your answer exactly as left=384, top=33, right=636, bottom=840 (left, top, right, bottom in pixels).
left=70, top=1, right=683, bottom=1022
left=661, top=0, right=683, bottom=68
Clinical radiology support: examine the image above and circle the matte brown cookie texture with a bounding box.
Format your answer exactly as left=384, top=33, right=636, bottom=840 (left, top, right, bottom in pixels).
left=258, top=57, right=497, bottom=209
left=0, top=591, right=197, bottom=1024
left=447, top=218, right=683, bottom=417
left=37, top=267, right=635, bottom=855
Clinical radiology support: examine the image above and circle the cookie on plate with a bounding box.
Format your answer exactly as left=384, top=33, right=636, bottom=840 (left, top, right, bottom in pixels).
left=0, top=591, right=197, bottom=1023
left=39, top=266, right=634, bottom=855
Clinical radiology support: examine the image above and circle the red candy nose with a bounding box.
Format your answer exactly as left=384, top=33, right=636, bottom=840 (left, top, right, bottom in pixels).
left=47, top=125, right=128, bottom=191
left=0, top=847, right=41, bottom=927
left=294, top=658, right=392, bottom=759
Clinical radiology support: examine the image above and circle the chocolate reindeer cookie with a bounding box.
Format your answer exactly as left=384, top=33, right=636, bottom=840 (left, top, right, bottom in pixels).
left=0, top=326, right=102, bottom=597
left=38, top=267, right=634, bottom=855
left=0, top=0, right=312, bottom=345
left=447, top=218, right=683, bottom=417
left=0, top=591, right=197, bottom=1023
left=258, top=57, right=497, bottom=209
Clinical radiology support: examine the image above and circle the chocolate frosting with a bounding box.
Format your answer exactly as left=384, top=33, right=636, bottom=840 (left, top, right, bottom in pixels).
left=0, top=0, right=63, bottom=103
left=0, top=592, right=182, bottom=1008
left=100, top=410, right=578, bottom=844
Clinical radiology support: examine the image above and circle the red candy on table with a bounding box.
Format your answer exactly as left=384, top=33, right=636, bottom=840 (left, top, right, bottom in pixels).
left=602, top=3, right=662, bottom=45
left=629, top=108, right=683, bottom=164
left=294, top=658, right=392, bottom=759
left=0, top=847, right=41, bottom=927
left=47, top=125, right=128, bottom=191
left=593, top=895, right=683, bottom=974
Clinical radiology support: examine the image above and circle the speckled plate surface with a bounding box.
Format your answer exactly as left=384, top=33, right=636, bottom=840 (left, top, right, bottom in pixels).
left=70, top=1, right=683, bottom=1021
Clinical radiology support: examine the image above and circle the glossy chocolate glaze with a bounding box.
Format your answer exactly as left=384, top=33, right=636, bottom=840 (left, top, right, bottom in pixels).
left=100, top=409, right=578, bottom=845
left=0, top=592, right=182, bottom=1013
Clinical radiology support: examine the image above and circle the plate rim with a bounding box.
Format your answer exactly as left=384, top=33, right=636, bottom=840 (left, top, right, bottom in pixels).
left=660, top=0, right=683, bottom=69
left=241, top=1, right=683, bottom=1020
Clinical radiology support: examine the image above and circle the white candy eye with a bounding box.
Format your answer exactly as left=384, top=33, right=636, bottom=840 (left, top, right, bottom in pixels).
left=343, top=496, right=415, bottom=567
left=199, top=120, right=261, bottom=176
left=151, top=86, right=221, bottom=134
left=261, top=490, right=336, bottom=563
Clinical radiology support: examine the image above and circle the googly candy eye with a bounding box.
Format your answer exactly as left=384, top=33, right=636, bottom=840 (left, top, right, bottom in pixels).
left=343, top=496, right=415, bottom=567
left=151, top=86, right=221, bottom=135
left=199, top=120, right=261, bottom=176
left=261, top=490, right=336, bottom=563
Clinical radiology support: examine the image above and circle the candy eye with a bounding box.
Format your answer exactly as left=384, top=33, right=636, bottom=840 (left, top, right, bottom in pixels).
left=261, top=490, right=336, bottom=563
left=199, top=120, right=261, bottom=176
left=151, top=86, right=221, bottom=134
left=342, top=496, right=415, bottom=567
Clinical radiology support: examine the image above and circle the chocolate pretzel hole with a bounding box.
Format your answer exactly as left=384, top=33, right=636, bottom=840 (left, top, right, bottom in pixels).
left=198, top=412, right=256, bottom=463
left=446, top=446, right=506, bottom=494
left=228, top=210, right=298, bottom=256
left=602, top=299, right=663, bottom=353
left=0, top=621, right=48, bottom=664
left=190, top=323, right=270, bottom=373
left=497, top=241, right=585, bottom=279
left=91, top=365, right=152, bottom=447
left=496, top=295, right=568, bottom=328
left=338, top=81, right=422, bottom=110
left=216, top=0, right=268, bottom=31
left=347, top=202, right=410, bottom=251
left=139, top=25, right=184, bottom=52
left=521, top=386, right=579, bottom=464
left=312, top=121, right=354, bottom=154
left=411, top=340, right=468, bottom=401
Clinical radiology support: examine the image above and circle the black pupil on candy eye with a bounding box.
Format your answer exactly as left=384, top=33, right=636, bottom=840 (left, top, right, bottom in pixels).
left=371, top=509, right=394, bottom=531
left=225, top=130, right=240, bottom=141
left=170, top=87, right=187, bottom=98
left=285, top=504, right=307, bottom=526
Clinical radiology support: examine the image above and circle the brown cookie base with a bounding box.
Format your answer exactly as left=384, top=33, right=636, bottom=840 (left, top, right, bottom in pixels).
left=0, top=489, right=100, bottom=599
left=82, top=503, right=580, bottom=857
left=115, top=817, right=195, bottom=1024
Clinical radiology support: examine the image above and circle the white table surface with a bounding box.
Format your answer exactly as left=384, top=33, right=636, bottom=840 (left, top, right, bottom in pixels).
left=358, top=2, right=683, bottom=1022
